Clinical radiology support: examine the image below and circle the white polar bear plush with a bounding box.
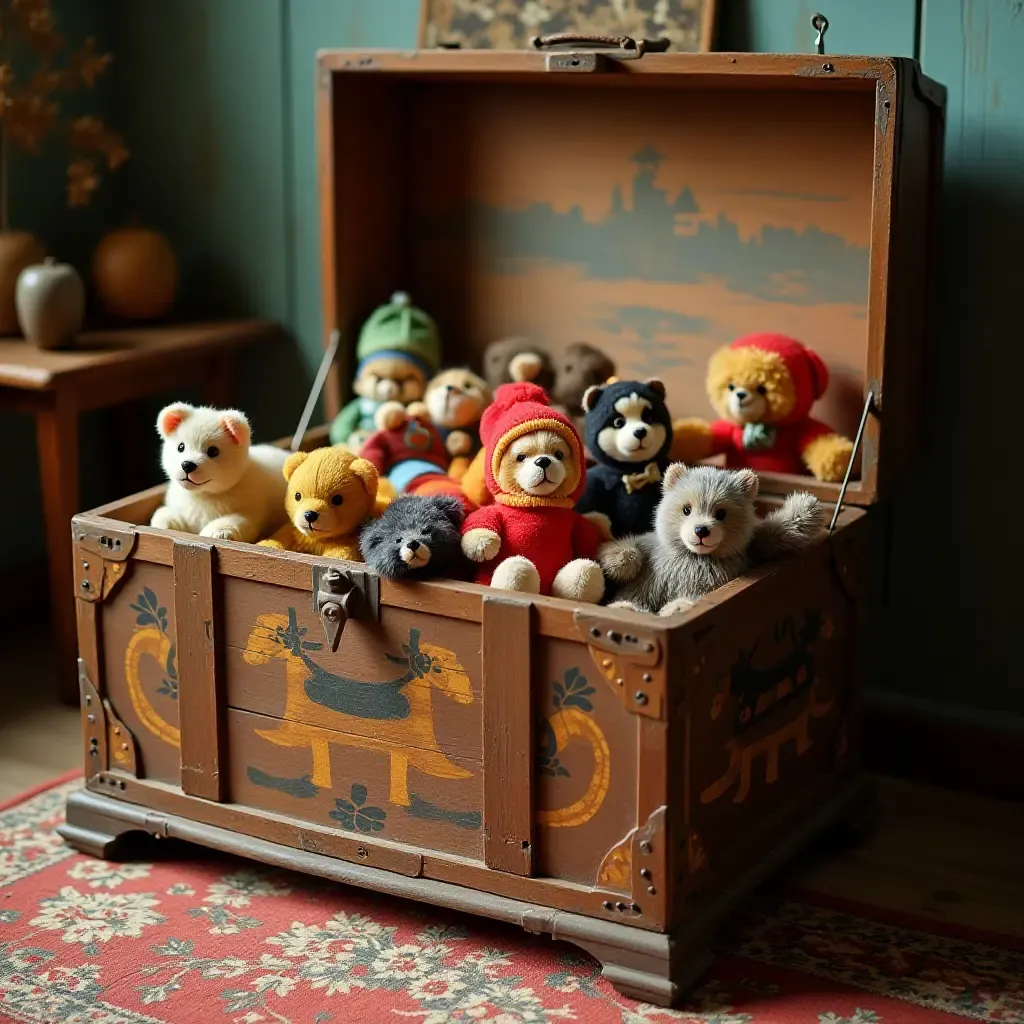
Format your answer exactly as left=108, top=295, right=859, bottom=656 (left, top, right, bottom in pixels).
left=150, top=403, right=289, bottom=542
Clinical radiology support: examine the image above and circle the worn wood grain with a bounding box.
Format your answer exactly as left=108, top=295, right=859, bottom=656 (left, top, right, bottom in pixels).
left=172, top=539, right=223, bottom=801
left=482, top=595, right=534, bottom=876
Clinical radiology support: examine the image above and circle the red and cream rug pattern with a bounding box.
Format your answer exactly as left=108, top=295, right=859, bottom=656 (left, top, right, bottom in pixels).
left=1, top=777, right=1022, bottom=1023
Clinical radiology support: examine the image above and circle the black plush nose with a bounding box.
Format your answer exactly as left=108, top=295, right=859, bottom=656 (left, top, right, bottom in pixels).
left=735, top=389, right=749, bottom=401
left=407, top=539, right=421, bottom=552
left=695, top=525, right=712, bottom=539
left=633, top=426, right=647, bottom=439
left=304, top=510, right=319, bottom=524
left=180, top=460, right=197, bottom=474
left=535, top=456, right=552, bottom=469
left=444, top=384, right=454, bottom=392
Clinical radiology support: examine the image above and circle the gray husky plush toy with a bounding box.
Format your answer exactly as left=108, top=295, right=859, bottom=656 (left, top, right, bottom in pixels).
left=599, top=463, right=823, bottom=615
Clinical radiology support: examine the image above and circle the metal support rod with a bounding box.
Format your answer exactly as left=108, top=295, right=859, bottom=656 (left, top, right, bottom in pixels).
left=812, top=13, right=829, bottom=55
left=829, top=390, right=874, bottom=534
left=291, top=329, right=341, bottom=452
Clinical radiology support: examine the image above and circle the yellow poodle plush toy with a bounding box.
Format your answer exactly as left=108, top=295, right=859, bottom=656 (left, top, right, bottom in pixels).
left=258, top=446, right=391, bottom=561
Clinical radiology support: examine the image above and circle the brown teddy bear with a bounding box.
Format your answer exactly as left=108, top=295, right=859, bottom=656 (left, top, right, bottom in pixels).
left=482, top=337, right=556, bottom=394
left=671, top=333, right=854, bottom=483
left=258, top=445, right=391, bottom=561
left=550, top=341, right=616, bottom=432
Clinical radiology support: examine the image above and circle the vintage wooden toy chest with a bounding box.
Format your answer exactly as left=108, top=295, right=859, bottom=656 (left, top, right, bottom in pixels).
left=62, top=43, right=945, bottom=1005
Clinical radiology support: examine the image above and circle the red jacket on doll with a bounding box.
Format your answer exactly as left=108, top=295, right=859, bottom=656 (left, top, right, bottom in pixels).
left=461, top=382, right=604, bottom=597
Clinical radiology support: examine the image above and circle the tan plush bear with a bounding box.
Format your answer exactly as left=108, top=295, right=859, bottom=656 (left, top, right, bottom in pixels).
left=671, top=333, right=854, bottom=482
left=258, top=446, right=391, bottom=562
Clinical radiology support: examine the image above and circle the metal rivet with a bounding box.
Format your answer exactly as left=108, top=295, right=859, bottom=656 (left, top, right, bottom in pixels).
left=118, top=780, right=126, bottom=790
left=615, top=901, right=627, bottom=911
left=634, top=691, right=648, bottom=705
left=82, top=561, right=89, bottom=570
left=822, top=61, right=834, bottom=72
left=640, top=867, right=651, bottom=879
left=89, top=747, right=97, bottom=757
left=591, top=627, right=601, bottom=638
left=356, top=846, right=368, bottom=859
left=81, top=579, right=91, bottom=590
left=624, top=634, right=636, bottom=643
left=615, top=677, right=624, bottom=687
left=644, top=643, right=654, bottom=653
left=86, top=714, right=95, bottom=724
left=607, top=631, right=622, bottom=643
left=640, top=841, right=652, bottom=854
left=631, top=902, right=641, bottom=913
left=602, top=658, right=613, bottom=669
left=602, top=900, right=613, bottom=910
left=89, top=737, right=98, bottom=746
left=642, top=673, right=652, bottom=683
left=114, top=727, right=121, bottom=736
left=121, top=743, right=128, bottom=751
left=85, top=695, right=92, bottom=706
left=647, top=885, right=657, bottom=895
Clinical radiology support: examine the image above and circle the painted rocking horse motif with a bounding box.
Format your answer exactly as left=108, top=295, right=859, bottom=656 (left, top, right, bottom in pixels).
left=242, top=610, right=474, bottom=807
left=701, top=611, right=836, bottom=806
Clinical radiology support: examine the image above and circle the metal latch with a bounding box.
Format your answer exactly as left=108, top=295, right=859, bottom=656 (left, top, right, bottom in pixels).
left=532, top=33, right=670, bottom=72
left=312, top=565, right=380, bottom=652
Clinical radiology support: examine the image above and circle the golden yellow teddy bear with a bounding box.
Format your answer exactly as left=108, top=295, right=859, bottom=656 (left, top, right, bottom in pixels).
left=258, top=445, right=392, bottom=561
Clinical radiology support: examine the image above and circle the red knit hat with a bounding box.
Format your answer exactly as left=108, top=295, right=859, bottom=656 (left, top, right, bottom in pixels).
left=480, top=382, right=586, bottom=505
left=729, top=334, right=828, bottom=423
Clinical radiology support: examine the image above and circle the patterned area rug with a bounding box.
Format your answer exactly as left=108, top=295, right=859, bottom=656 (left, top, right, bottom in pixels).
left=2, top=777, right=1023, bottom=1024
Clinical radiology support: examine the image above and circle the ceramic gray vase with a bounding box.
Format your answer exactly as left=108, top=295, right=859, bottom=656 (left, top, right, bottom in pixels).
left=15, top=257, right=86, bottom=349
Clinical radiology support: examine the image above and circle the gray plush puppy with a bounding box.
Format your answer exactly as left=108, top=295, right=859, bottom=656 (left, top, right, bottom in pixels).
left=360, top=495, right=467, bottom=580
left=599, top=463, right=823, bottom=615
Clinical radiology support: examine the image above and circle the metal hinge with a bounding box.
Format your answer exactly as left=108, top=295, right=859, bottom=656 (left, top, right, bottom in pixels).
left=312, top=564, right=380, bottom=652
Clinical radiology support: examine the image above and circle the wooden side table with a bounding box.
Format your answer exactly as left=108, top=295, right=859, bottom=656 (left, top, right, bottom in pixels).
left=0, top=319, right=284, bottom=703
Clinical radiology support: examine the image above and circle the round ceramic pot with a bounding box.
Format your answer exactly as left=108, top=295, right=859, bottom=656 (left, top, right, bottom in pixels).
left=16, top=257, right=86, bottom=350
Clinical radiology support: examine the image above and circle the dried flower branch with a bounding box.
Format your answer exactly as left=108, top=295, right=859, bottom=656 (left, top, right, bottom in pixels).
left=0, top=0, right=128, bottom=228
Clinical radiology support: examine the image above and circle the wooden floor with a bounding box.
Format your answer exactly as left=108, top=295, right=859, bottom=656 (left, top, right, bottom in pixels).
left=2, top=619, right=1022, bottom=941
left=0, top=619, right=81, bottom=802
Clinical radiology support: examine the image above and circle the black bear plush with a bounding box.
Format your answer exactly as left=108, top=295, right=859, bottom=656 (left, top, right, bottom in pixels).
left=360, top=495, right=467, bottom=580
left=576, top=378, right=674, bottom=539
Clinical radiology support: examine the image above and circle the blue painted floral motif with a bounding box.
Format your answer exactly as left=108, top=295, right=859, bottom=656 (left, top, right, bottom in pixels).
left=131, top=588, right=177, bottom=700
left=330, top=784, right=387, bottom=834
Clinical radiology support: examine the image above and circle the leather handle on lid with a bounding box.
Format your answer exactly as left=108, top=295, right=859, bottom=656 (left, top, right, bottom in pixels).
left=531, top=33, right=670, bottom=55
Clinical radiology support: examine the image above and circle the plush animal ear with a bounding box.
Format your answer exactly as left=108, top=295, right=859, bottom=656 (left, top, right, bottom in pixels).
left=349, top=457, right=379, bottom=497
left=157, top=403, right=193, bottom=439
left=644, top=378, right=666, bottom=400
left=736, top=469, right=760, bottom=498
left=282, top=450, right=309, bottom=481
left=435, top=495, right=465, bottom=528
left=662, top=462, right=689, bottom=489
left=581, top=384, right=605, bottom=414
left=220, top=411, right=251, bottom=446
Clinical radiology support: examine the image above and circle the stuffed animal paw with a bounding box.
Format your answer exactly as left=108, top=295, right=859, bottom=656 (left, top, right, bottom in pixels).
left=462, top=527, right=501, bottom=562
left=802, top=433, right=854, bottom=482
left=490, top=554, right=541, bottom=593
left=597, top=540, right=645, bottom=584
left=551, top=558, right=605, bottom=604
left=669, top=417, right=715, bottom=463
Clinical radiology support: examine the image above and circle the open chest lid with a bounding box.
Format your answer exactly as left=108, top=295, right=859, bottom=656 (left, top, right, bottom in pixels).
left=316, top=43, right=946, bottom=505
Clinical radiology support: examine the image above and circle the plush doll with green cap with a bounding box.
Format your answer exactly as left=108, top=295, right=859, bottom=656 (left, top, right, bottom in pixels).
left=329, top=291, right=442, bottom=453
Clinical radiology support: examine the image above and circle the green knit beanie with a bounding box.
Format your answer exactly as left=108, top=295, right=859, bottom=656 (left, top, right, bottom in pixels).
left=355, top=292, right=441, bottom=376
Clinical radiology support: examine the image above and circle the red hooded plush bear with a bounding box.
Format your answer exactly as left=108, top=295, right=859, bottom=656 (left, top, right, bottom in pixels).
left=460, top=382, right=606, bottom=603
left=671, top=334, right=854, bottom=481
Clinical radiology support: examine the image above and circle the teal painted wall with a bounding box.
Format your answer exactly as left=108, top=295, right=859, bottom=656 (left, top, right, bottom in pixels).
left=6, top=1, right=1022, bottom=723
left=1, top=0, right=119, bottom=570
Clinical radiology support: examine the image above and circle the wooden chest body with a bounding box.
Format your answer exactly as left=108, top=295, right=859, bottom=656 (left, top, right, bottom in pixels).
left=62, top=47, right=945, bottom=1007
